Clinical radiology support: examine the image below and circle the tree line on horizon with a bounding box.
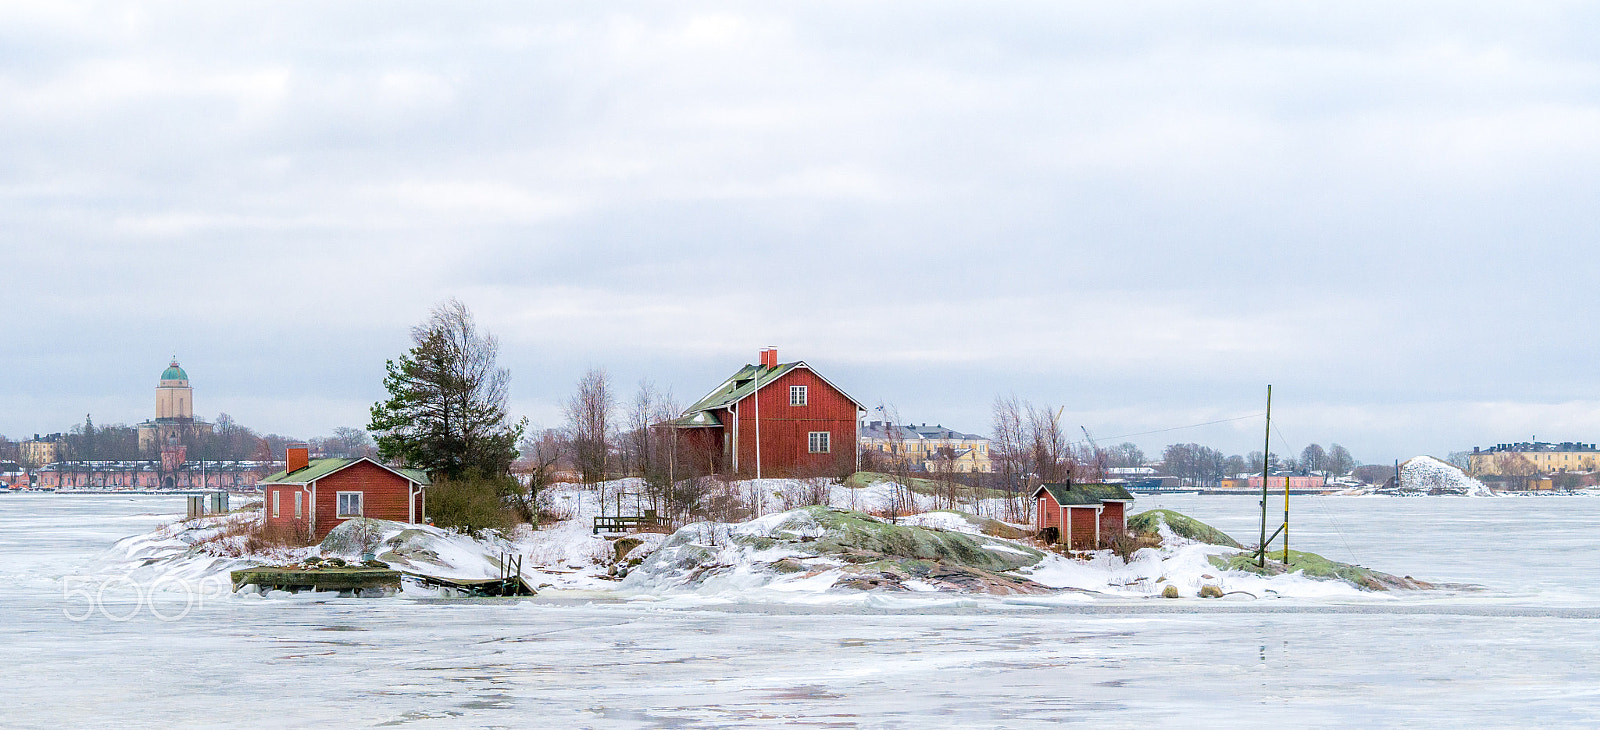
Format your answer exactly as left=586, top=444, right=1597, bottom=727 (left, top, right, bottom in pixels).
left=0, top=416, right=377, bottom=466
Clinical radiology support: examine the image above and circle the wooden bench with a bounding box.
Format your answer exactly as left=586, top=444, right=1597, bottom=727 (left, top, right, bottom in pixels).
left=592, top=514, right=666, bottom=534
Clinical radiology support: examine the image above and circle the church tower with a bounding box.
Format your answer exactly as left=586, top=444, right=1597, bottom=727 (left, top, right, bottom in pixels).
left=155, top=359, right=193, bottom=420
left=138, top=358, right=212, bottom=455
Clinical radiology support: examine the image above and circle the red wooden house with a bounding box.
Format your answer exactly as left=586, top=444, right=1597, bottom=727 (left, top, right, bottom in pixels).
left=663, top=348, right=865, bottom=478
left=1033, top=482, right=1135, bottom=550
left=258, top=445, right=430, bottom=540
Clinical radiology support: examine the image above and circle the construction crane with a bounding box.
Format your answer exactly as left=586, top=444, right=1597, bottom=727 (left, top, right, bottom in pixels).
left=1081, top=426, right=1106, bottom=476
left=1080, top=426, right=1099, bottom=454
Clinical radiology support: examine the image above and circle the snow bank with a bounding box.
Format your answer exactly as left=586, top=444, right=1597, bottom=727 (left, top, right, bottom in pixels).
left=100, top=511, right=310, bottom=594
left=1401, top=456, right=1492, bottom=496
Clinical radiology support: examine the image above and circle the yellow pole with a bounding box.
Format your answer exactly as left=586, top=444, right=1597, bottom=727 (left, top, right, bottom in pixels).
left=1283, top=468, right=1290, bottom=564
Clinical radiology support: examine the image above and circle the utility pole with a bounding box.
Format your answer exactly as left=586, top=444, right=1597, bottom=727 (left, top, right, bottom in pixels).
left=1259, top=385, right=1272, bottom=569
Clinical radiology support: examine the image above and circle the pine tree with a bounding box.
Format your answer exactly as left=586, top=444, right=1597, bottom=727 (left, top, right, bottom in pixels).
left=368, top=299, right=525, bottom=480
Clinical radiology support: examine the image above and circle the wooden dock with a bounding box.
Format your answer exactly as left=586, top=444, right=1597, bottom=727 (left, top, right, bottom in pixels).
left=230, top=567, right=401, bottom=597
left=232, top=554, right=538, bottom=598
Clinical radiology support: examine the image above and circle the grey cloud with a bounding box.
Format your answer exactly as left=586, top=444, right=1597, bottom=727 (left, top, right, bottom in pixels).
left=3, top=2, right=1598, bottom=462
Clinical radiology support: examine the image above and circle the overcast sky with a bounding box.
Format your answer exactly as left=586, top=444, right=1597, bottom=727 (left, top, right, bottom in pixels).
left=3, top=2, right=1598, bottom=464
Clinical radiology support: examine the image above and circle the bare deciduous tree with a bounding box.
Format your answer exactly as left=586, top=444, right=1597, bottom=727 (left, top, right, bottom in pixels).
left=1106, top=442, right=1145, bottom=469
left=1162, top=443, right=1227, bottom=487
left=514, top=428, right=564, bottom=525
left=565, top=368, right=614, bottom=489
left=876, top=402, right=915, bottom=522
left=1326, top=444, right=1355, bottom=477
left=991, top=395, right=1028, bottom=523
left=1025, top=403, right=1072, bottom=483
left=1300, top=443, right=1328, bottom=474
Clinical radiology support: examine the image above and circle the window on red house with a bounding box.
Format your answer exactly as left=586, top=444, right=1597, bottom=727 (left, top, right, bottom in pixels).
left=808, top=431, right=830, bottom=453
left=337, top=492, right=363, bottom=517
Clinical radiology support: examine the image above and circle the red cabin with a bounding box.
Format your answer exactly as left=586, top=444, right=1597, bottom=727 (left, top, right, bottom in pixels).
left=663, top=348, right=865, bottom=478
left=258, top=445, right=430, bottom=540
left=1032, top=482, right=1134, bottom=550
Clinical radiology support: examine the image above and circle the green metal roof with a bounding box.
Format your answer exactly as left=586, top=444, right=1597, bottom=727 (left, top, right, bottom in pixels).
left=161, top=362, right=188, bottom=381
left=678, top=362, right=799, bottom=417
left=1035, top=482, right=1135, bottom=506
left=259, top=457, right=431, bottom=485
left=659, top=410, right=723, bottom=428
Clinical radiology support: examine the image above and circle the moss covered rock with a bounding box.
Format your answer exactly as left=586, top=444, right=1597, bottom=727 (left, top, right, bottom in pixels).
left=1127, top=509, right=1242, bottom=548
left=1208, top=549, right=1433, bottom=591
left=623, top=506, right=1051, bottom=594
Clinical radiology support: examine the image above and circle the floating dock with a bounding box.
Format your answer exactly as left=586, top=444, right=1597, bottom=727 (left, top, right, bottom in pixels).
left=230, top=567, right=401, bottom=597
left=231, top=565, right=537, bottom=598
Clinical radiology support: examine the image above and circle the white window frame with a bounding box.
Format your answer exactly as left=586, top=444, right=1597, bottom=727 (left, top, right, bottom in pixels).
left=272, top=489, right=280, bottom=518
left=337, top=491, right=364, bottom=518
left=808, top=431, right=831, bottom=454
left=790, top=385, right=808, bottom=406
left=294, top=490, right=303, bottom=519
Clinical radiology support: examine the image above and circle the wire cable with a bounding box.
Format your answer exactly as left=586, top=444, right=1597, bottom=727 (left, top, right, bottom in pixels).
left=1066, top=412, right=1266, bottom=447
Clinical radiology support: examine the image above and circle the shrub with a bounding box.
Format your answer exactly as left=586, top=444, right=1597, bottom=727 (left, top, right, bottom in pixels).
left=428, top=471, right=518, bottom=536
left=1162, top=585, right=1180, bottom=598
left=1107, top=532, right=1161, bottom=560
left=242, top=522, right=314, bottom=554
left=534, top=489, right=575, bottom=524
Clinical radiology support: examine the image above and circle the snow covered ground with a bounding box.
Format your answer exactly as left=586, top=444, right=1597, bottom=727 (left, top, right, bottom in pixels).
left=9, top=492, right=1600, bottom=726
left=91, top=479, right=1392, bottom=602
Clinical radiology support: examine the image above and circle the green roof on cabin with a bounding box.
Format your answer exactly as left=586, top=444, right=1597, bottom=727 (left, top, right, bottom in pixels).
left=1035, top=482, right=1134, bottom=506
left=659, top=410, right=723, bottom=428
left=676, top=362, right=800, bottom=418
left=259, top=458, right=430, bottom=485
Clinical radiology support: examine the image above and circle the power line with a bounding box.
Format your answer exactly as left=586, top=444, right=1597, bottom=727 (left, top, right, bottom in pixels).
left=1067, top=412, right=1266, bottom=447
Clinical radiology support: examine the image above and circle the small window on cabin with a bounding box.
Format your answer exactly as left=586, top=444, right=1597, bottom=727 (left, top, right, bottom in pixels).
left=294, top=491, right=303, bottom=519
left=337, top=492, right=363, bottom=517
left=272, top=490, right=280, bottom=518
left=808, top=431, right=831, bottom=453
left=790, top=385, right=808, bottom=406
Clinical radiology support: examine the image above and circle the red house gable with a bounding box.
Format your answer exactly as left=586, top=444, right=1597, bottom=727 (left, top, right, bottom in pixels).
left=259, top=448, right=429, bottom=540
left=665, top=348, right=864, bottom=478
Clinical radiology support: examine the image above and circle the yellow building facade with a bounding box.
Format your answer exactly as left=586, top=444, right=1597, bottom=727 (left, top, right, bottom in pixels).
left=859, top=422, right=993, bottom=473
left=1468, top=442, right=1600, bottom=476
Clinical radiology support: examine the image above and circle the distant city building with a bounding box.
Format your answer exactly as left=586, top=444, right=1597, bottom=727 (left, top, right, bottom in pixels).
left=1469, top=442, right=1600, bottom=476
left=17, top=360, right=272, bottom=490
left=1105, top=467, right=1158, bottom=478
left=19, top=434, right=62, bottom=468
left=859, top=421, right=992, bottom=473
left=36, top=460, right=276, bottom=490
left=1, top=461, right=25, bottom=488
left=1245, top=474, right=1327, bottom=490
left=137, top=360, right=214, bottom=453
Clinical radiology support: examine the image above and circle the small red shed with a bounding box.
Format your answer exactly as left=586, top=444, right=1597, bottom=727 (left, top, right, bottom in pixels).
left=662, top=348, right=865, bottom=478
left=1032, top=482, right=1135, bottom=550
left=258, top=445, right=430, bottom=540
